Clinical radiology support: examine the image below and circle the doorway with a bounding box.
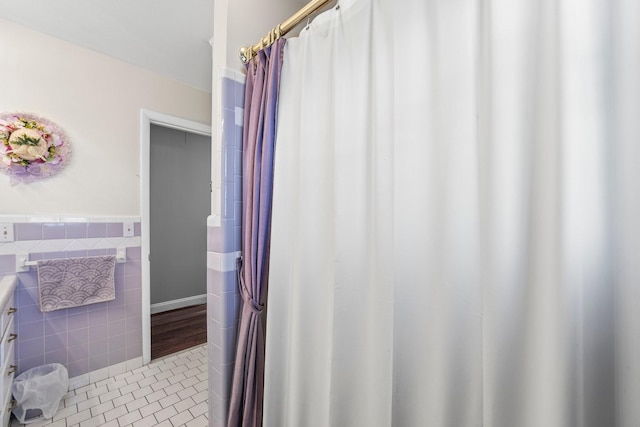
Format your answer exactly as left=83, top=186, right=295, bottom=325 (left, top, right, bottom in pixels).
left=140, top=110, right=212, bottom=364
left=149, top=124, right=210, bottom=359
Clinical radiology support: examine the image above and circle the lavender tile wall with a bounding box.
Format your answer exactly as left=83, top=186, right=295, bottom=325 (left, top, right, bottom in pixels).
left=8, top=222, right=129, bottom=242
left=1, top=220, right=142, bottom=379
left=209, top=75, right=245, bottom=427
left=0, top=255, right=15, bottom=275
left=220, top=76, right=244, bottom=254
left=15, top=223, right=42, bottom=241
left=42, top=223, right=65, bottom=240
left=106, top=222, right=124, bottom=238
left=87, top=223, right=107, bottom=238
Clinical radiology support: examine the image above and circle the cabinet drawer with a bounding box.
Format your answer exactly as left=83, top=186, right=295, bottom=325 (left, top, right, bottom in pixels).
left=0, top=319, right=15, bottom=369
left=0, top=385, right=12, bottom=427
left=0, top=348, right=15, bottom=410
left=0, top=295, right=16, bottom=338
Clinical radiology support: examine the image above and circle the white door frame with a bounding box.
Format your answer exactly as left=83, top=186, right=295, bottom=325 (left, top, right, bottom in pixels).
left=140, top=109, right=212, bottom=364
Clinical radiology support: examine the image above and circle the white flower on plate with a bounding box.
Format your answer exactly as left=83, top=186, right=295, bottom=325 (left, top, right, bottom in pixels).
left=8, top=127, right=49, bottom=161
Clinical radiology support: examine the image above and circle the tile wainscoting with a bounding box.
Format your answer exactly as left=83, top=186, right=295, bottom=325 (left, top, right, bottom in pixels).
left=0, top=216, right=142, bottom=380
left=207, top=69, right=245, bottom=427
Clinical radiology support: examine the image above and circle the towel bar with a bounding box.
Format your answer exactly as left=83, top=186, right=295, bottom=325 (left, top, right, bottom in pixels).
left=18, top=252, right=126, bottom=269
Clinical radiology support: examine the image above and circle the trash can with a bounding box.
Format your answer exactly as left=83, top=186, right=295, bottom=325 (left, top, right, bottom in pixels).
left=12, top=363, right=68, bottom=424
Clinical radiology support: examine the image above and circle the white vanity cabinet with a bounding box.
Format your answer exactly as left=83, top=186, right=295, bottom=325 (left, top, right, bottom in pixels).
left=0, top=277, right=17, bottom=427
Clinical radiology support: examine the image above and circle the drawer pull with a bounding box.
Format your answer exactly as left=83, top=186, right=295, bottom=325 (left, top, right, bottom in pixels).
left=7, top=333, right=17, bottom=343
left=7, top=365, right=16, bottom=376
left=7, top=307, right=16, bottom=315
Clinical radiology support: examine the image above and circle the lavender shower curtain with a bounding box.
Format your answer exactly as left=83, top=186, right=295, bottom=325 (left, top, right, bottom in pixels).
left=227, top=38, right=286, bottom=427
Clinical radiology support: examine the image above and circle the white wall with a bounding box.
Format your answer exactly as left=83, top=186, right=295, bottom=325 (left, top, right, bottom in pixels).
left=0, top=19, right=211, bottom=217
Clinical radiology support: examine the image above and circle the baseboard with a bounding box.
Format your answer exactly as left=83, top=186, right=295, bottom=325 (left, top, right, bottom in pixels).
left=150, top=294, right=207, bottom=314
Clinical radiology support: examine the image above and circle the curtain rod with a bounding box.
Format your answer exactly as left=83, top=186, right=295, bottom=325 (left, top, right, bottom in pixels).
left=239, top=0, right=334, bottom=64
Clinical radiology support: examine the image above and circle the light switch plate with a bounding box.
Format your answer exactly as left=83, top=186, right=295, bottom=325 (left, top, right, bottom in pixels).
left=0, top=224, right=14, bottom=242
left=123, top=221, right=134, bottom=237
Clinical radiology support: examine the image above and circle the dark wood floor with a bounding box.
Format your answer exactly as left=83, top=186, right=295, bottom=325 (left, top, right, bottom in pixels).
left=151, top=304, right=207, bottom=360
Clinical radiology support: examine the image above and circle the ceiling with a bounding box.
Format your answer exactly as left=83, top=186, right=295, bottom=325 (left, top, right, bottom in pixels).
left=0, top=0, right=214, bottom=92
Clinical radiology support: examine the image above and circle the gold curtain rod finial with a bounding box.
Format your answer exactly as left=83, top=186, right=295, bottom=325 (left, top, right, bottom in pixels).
left=240, top=46, right=252, bottom=64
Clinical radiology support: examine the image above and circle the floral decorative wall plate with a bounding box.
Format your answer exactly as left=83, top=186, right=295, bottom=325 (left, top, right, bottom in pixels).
left=0, top=112, right=71, bottom=185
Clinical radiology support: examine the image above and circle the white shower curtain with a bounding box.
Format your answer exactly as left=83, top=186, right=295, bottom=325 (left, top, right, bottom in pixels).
left=264, top=0, right=640, bottom=425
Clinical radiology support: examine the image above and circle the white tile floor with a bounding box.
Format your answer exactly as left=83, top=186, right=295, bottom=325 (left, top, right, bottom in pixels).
left=12, top=344, right=208, bottom=427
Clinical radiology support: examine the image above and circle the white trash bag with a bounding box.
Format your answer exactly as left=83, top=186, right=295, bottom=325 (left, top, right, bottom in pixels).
left=12, top=363, right=69, bottom=424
